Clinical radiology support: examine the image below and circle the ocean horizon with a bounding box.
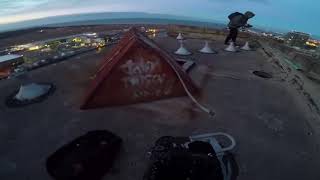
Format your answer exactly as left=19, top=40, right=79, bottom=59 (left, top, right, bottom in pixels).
left=0, top=12, right=319, bottom=39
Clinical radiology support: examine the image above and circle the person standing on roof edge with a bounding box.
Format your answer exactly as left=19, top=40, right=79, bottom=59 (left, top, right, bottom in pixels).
left=225, top=11, right=255, bottom=45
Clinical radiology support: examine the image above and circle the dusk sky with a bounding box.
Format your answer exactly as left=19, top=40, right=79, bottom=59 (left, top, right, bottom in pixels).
left=0, top=0, right=319, bottom=35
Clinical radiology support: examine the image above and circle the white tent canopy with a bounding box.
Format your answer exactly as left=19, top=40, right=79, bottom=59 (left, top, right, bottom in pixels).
left=176, top=33, right=184, bottom=40
left=199, top=41, right=217, bottom=54
left=225, top=42, right=237, bottom=52
left=175, top=40, right=191, bottom=56
left=15, top=83, right=51, bottom=101
left=241, top=42, right=252, bottom=51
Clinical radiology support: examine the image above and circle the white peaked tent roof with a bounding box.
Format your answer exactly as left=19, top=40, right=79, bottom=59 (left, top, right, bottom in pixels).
left=225, top=42, right=237, bottom=52
left=176, top=33, right=184, bottom=40
left=175, top=41, right=191, bottom=56
left=15, top=83, right=51, bottom=101
left=199, top=41, right=217, bottom=54
left=241, top=42, right=252, bottom=51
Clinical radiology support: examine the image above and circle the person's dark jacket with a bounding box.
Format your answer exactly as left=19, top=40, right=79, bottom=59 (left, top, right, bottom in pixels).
left=228, top=11, right=255, bottom=28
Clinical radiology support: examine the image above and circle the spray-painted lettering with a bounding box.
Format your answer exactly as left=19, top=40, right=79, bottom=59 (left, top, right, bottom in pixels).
left=120, top=58, right=173, bottom=99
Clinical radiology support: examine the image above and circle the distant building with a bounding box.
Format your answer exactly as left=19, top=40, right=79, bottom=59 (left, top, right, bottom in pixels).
left=247, top=29, right=260, bottom=35
left=140, top=27, right=146, bottom=32
left=285, top=31, right=310, bottom=48
left=0, top=54, right=24, bottom=79
left=305, top=39, right=319, bottom=49
left=79, top=37, right=91, bottom=44
left=83, top=32, right=98, bottom=38
left=0, top=54, right=24, bottom=69
left=92, top=38, right=106, bottom=47
left=262, top=32, right=273, bottom=37
left=273, top=36, right=285, bottom=43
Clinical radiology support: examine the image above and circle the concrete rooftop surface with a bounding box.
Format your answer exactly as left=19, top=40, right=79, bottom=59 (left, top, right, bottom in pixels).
left=0, top=35, right=319, bottom=180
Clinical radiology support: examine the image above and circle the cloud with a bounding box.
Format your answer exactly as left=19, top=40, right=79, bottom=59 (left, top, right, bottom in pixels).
left=0, top=0, right=51, bottom=15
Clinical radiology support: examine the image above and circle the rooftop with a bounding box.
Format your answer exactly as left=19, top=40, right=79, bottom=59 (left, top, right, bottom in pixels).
left=0, top=33, right=319, bottom=180
left=0, top=54, right=23, bottom=63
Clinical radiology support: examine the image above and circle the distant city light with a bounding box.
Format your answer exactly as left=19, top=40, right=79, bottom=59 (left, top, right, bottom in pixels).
left=147, top=29, right=157, bottom=33
left=72, top=38, right=82, bottom=43
left=28, top=46, right=40, bottom=51
left=84, top=33, right=98, bottom=37
left=306, top=41, right=318, bottom=47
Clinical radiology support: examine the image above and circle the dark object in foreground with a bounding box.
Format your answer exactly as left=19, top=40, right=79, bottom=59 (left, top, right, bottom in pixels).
left=253, top=71, right=273, bottom=79
left=5, top=83, right=55, bottom=108
left=46, top=130, right=122, bottom=180
left=144, top=136, right=225, bottom=180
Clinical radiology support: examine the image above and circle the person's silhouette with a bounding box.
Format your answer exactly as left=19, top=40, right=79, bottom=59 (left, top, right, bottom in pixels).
left=225, top=11, right=255, bottom=45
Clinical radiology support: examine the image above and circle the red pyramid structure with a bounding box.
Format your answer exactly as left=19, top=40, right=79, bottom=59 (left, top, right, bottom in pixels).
left=81, top=28, right=197, bottom=109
